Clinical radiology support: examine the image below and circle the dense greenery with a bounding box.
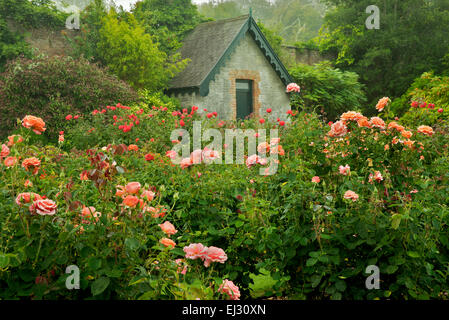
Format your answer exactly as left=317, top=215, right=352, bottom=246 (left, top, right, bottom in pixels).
left=319, top=0, right=449, bottom=106
left=133, top=0, right=208, bottom=55
left=289, top=62, right=367, bottom=121
left=392, top=72, right=449, bottom=126
left=0, top=0, right=66, bottom=69
left=198, top=0, right=327, bottom=43
left=0, top=55, right=139, bottom=139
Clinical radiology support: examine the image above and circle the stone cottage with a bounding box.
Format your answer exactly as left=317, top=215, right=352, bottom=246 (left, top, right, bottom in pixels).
left=166, top=13, right=293, bottom=121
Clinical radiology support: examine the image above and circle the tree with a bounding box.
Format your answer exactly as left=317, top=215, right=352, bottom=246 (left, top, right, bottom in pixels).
left=97, top=10, right=187, bottom=91
left=132, top=0, right=208, bottom=54
left=319, top=0, right=449, bottom=111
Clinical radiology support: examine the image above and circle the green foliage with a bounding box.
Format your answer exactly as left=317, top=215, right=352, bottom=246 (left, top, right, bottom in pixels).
left=319, top=0, right=449, bottom=106
left=198, top=0, right=327, bottom=43
left=97, top=10, right=188, bottom=91
left=289, top=62, right=366, bottom=121
left=133, top=0, right=208, bottom=55
left=0, top=54, right=139, bottom=140
left=0, top=0, right=66, bottom=69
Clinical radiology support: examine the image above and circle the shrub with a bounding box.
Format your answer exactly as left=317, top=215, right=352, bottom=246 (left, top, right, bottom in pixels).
left=0, top=55, right=140, bottom=140
left=289, top=62, right=367, bottom=121
left=392, top=72, right=449, bottom=126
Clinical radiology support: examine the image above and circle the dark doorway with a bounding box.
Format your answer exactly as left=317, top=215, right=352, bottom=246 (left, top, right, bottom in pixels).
left=236, top=79, right=253, bottom=120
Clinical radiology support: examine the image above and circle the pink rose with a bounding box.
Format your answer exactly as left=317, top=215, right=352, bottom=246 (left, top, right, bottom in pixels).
left=339, top=164, right=350, bottom=176
left=1, top=144, right=10, bottom=159
left=218, top=279, right=240, bottom=300
left=343, top=190, right=359, bottom=202
left=30, top=199, right=57, bottom=216
left=312, top=176, right=320, bottom=183
left=183, top=243, right=208, bottom=260
left=203, top=246, right=227, bottom=267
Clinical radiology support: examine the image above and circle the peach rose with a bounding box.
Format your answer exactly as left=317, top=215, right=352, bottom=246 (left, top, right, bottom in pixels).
left=218, top=279, right=240, bottom=300
left=357, top=116, right=371, bottom=128
left=7, top=135, right=23, bottom=147
left=343, top=190, right=359, bottom=202
left=376, top=97, right=390, bottom=112
left=4, top=156, right=17, bottom=167
left=22, top=157, right=41, bottom=175
left=417, top=125, right=434, bottom=136
left=141, top=189, right=155, bottom=201
left=159, top=221, right=177, bottom=236
left=202, top=149, right=220, bottom=163
left=16, top=192, right=42, bottom=206
left=257, top=142, right=270, bottom=154
left=328, top=121, right=347, bottom=137
left=369, top=117, right=386, bottom=129
left=312, top=176, right=320, bottom=183
left=160, top=238, right=176, bottom=249
left=81, top=206, right=101, bottom=223
left=387, top=121, right=404, bottom=132
left=340, top=111, right=364, bottom=122
left=122, top=195, right=139, bottom=207
left=125, top=182, right=141, bottom=194
left=115, top=185, right=126, bottom=197
left=401, top=130, right=413, bottom=139
left=22, top=115, right=46, bottom=134
left=30, top=199, right=57, bottom=216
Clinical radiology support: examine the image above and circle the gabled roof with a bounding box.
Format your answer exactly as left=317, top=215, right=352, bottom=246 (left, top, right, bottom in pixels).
left=167, top=14, right=293, bottom=96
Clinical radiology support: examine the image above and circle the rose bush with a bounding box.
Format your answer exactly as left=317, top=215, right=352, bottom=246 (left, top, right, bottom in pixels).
left=0, top=94, right=448, bottom=300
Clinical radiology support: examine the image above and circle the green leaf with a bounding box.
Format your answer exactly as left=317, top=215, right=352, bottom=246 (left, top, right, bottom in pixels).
left=407, top=251, right=420, bottom=258
left=125, top=238, right=140, bottom=251
left=248, top=268, right=277, bottom=298
left=391, top=214, right=402, bottom=229
left=306, top=258, right=317, bottom=267
left=91, top=277, right=110, bottom=296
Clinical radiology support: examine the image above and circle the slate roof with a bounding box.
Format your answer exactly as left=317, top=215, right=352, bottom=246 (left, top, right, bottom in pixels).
left=167, top=14, right=292, bottom=96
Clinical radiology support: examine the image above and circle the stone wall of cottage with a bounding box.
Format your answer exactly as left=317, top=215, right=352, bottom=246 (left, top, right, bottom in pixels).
left=172, top=31, right=291, bottom=122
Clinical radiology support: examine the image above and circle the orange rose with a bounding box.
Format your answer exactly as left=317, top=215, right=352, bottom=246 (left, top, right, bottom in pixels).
left=22, top=157, right=41, bottom=175
left=357, top=117, right=371, bottom=128
left=375, top=97, right=390, bottom=112
left=160, top=238, right=176, bottom=249
left=22, top=115, right=46, bottom=135
left=387, top=121, right=404, bottom=132
left=417, top=125, right=434, bottom=136
left=403, top=139, right=415, bottom=149
left=128, top=144, right=139, bottom=151
left=401, top=130, right=413, bottom=139
left=122, top=195, right=139, bottom=207
left=340, top=111, right=364, bottom=122
left=125, top=182, right=141, bottom=194
left=159, top=221, right=177, bottom=236
left=7, top=135, right=23, bottom=147
left=369, top=117, right=386, bottom=129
